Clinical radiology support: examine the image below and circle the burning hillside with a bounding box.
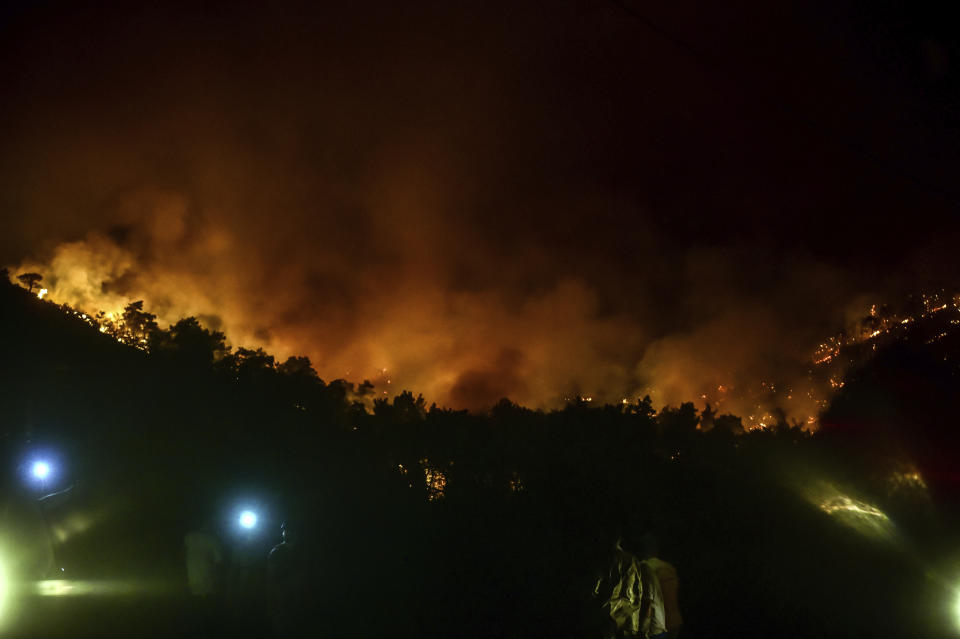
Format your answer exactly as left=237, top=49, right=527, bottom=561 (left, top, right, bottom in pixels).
left=9, top=265, right=958, bottom=429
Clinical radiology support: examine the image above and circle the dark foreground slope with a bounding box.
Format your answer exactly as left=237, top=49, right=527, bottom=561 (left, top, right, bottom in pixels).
left=1, top=279, right=959, bottom=638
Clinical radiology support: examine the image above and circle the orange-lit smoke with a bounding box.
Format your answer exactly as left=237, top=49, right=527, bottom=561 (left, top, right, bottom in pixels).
left=8, top=185, right=652, bottom=412
left=4, top=2, right=939, bottom=423
left=8, top=181, right=839, bottom=424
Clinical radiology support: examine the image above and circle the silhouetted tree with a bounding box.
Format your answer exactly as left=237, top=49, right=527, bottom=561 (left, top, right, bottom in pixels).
left=490, top=397, right=530, bottom=421
left=232, top=347, right=276, bottom=381
left=701, top=402, right=717, bottom=431
left=121, top=300, right=159, bottom=348
left=713, top=413, right=744, bottom=435
left=277, top=356, right=318, bottom=379
left=657, top=402, right=700, bottom=434
left=17, top=272, right=42, bottom=293
left=150, top=316, right=229, bottom=369
left=356, top=379, right=375, bottom=397
left=393, top=391, right=427, bottom=423
left=626, top=394, right=656, bottom=419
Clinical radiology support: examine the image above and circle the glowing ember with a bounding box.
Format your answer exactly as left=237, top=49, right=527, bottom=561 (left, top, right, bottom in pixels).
left=420, top=458, right=447, bottom=501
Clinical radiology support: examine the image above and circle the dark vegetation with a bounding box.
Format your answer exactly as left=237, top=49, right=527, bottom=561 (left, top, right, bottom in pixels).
left=1, top=276, right=959, bottom=638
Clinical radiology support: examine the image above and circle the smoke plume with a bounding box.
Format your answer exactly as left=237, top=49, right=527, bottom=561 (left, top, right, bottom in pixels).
left=3, top=1, right=957, bottom=421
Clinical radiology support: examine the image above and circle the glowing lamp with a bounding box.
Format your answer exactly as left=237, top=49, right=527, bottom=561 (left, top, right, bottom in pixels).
left=32, top=461, right=51, bottom=480
left=0, top=556, right=6, bottom=620
left=954, top=590, right=960, bottom=631
left=238, top=510, right=258, bottom=530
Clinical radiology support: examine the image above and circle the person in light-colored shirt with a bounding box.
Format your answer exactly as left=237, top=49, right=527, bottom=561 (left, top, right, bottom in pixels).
left=639, top=533, right=683, bottom=639
left=639, top=558, right=667, bottom=638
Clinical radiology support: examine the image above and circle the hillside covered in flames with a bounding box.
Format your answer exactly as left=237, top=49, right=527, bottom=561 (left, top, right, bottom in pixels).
left=9, top=268, right=960, bottom=434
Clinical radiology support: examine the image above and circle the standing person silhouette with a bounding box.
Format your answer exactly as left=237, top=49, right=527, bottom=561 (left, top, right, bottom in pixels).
left=268, top=517, right=307, bottom=637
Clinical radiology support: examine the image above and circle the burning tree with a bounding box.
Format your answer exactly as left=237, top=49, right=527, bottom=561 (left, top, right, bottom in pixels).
left=121, top=301, right=159, bottom=348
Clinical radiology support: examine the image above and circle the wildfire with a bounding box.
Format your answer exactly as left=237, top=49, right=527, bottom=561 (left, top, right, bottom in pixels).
left=812, top=290, right=960, bottom=367
left=888, top=468, right=927, bottom=492
left=11, top=267, right=959, bottom=436
left=395, top=459, right=448, bottom=501
left=693, top=289, right=960, bottom=432
left=421, top=459, right=447, bottom=501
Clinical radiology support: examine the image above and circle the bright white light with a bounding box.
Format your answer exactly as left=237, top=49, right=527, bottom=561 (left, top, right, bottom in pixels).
left=32, top=461, right=51, bottom=480
left=0, top=556, right=6, bottom=620
left=954, top=590, right=960, bottom=631
left=238, top=510, right=257, bottom=529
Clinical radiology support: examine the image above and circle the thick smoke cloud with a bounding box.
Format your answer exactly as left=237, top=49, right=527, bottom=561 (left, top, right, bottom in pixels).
left=2, top=1, right=957, bottom=418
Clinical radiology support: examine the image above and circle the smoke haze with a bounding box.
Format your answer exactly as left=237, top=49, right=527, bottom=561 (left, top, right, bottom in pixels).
left=3, top=1, right=959, bottom=418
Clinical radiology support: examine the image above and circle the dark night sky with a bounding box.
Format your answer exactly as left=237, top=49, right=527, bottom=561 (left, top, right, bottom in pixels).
left=1, top=0, right=958, bottom=413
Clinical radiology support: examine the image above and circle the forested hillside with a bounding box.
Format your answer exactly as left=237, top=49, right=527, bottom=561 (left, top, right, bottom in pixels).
left=1, top=276, right=959, bottom=638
